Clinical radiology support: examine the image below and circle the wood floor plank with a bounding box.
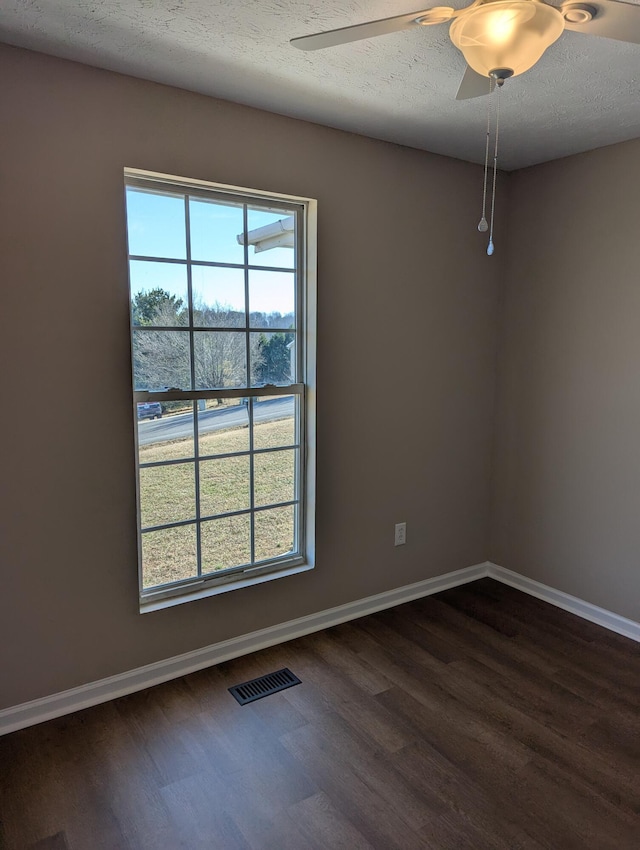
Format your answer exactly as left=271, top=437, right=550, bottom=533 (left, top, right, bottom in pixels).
left=288, top=704, right=444, bottom=830
left=159, top=772, right=251, bottom=850
left=437, top=659, right=640, bottom=819
left=28, top=834, right=71, bottom=850
left=231, top=805, right=319, bottom=850
left=303, top=628, right=393, bottom=695
left=288, top=791, right=376, bottom=850
left=392, top=741, right=547, bottom=850
left=280, top=719, right=431, bottom=850
left=2, top=578, right=639, bottom=849
left=414, top=594, right=562, bottom=677
left=445, top=580, right=640, bottom=685
left=514, top=755, right=638, bottom=850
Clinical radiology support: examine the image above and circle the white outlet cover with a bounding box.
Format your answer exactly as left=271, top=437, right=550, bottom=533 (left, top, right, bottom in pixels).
left=394, top=522, right=406, bottom=546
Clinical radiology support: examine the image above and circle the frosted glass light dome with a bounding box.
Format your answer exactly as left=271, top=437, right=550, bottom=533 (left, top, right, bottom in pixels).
left=449, top=0, right=564, bottom=78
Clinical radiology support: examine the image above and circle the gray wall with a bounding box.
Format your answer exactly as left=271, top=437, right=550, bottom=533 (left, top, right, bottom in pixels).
left=0, top=45, right=501, bottom=709
left=492, top=140, right=640, bottom=622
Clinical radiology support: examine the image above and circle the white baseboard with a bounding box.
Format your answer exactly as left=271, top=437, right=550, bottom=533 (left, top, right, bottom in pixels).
left=0, top=561, right=488, bottom=737
left=3, top=560, right=639, bottom=737
left=488, top=562, right=640, bottom=643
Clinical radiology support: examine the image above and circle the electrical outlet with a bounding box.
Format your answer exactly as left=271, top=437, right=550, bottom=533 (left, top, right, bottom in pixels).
left=394, top=522, right=406, bottom=546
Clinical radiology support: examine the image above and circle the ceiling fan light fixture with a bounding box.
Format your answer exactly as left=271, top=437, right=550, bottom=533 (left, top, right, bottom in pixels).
left=450, top=0, right=565, bottom=78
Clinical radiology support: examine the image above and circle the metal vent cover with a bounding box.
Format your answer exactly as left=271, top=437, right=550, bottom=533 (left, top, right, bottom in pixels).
left=228, top=667, right=301, bottom=705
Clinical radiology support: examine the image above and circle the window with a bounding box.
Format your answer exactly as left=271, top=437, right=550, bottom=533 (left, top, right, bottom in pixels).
left=124, top=170, right=316, bottom=609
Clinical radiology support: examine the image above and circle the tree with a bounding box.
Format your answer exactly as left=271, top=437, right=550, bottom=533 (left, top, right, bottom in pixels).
left=131, top=291, right=293, bottom=393
left=133, top=328, right=190, bottom=391
left=132, top=288, right=184, bottom=326
left=194, top=331, right=246, bottom=390
left=255, top=333, right=293, bottom=384
left=131, top=289, right=188, bottom=390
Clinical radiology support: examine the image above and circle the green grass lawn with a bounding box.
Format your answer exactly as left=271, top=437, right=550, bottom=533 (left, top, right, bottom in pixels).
left=139, top=418, right=296, bottom=588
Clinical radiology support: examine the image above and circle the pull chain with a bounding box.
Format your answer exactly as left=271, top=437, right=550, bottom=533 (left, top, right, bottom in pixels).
left=477, top=75, right=493, bottom=234
left=487, top=81, right=501, bottom=256
left=478, top=69, right=511, bottom=255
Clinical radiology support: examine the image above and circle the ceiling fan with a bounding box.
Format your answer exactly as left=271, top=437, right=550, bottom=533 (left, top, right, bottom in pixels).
left=291, top=0, right=640, bottom=99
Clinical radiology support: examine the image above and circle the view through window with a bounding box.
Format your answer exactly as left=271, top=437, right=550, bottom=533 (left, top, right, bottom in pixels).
left=125, top=172, right=314, bottom=604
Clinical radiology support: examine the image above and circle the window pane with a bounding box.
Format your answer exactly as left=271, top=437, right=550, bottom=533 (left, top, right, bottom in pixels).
left=138, top=401, right=195, bottom=463
left=126, top=188, right=186, bottom=260
left=254, top=506, right=295, bottom=562
left=253, top=395, right=296, bottom=450
left=194, top=331, right=246, bottom=389
left=133, top=329, right=191, bottom=391
left=201, top=515, right=251, bottom=573
left=249, top=270, right=295, bottom=320
left=130, top=261, right=188, bottom=326
left=141, top=524, right=197, bottom=589
left=254, top=449, right=296, bottom=507
left=247, top=208, right=295, bottom=270
left=127, top=176, right=308, bottom=598
left=198, top=398, right=250, bottom=457
left=192, top=266, right=245, bottom=327
left=189, top=197, right=245, bottom=265
left=200, top=456, right=250, bottom=517
left=139, top=462, right=196, bottom=528
left=250, top=332, right=295, bottom=385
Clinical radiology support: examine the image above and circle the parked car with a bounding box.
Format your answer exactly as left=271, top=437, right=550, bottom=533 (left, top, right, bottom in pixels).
left=137, top=402, right=163, bottom=420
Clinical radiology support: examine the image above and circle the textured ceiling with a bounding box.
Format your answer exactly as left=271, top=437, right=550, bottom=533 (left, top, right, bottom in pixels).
left=2, top=0, right=640, bottom=169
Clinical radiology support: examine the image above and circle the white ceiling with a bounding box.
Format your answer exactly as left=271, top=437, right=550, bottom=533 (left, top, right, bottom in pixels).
left=2, top=0, right=640, bottom=170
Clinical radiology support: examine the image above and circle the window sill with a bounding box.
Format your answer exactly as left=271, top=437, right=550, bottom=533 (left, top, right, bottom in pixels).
left=139, top=561, right=314, bottom=614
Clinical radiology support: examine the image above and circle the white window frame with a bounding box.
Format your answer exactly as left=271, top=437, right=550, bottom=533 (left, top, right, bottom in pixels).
left=124, top=169, right=316, bottom=612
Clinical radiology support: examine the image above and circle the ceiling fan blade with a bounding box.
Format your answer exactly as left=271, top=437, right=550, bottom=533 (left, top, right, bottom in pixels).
left=455, top=65, right=493, bottom=100
left=291, top=8, right=445, bottom=51
left=562, top=0, right=640, bottom=44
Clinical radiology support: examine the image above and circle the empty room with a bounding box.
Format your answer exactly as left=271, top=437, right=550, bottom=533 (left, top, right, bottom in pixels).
left=1, top=1, right=639, bottom=847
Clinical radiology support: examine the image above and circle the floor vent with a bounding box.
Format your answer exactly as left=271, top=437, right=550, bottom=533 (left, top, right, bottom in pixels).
left=229, top=668, right=301, bottom=705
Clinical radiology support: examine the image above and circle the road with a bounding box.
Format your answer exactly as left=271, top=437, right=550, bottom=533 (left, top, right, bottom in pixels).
left=137, top=396, right=294, bottom=446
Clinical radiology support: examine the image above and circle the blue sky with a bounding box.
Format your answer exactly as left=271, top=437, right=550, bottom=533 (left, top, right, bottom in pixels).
left=126, top=188, right=295, bottom=315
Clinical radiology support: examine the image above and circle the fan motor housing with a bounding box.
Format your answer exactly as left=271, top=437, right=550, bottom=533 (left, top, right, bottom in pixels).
left=561, top=3, right=597, bottom=24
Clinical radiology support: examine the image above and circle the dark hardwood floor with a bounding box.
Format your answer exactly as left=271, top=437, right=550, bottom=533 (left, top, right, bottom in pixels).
left=2, top=578, right=639, bottom=849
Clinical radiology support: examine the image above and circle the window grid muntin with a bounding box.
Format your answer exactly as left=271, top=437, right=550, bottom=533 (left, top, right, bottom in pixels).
left=142, top=552, right=306, bottom=602
left=129, top=254, right=296, bottom=276
left=140, top=498, right=300, bottom=533
left=135, top=446, right=301, bottom=555
left=128, top=177, right=305, bottom=596
left=127, top=175, right=298, bottom=214
left=183, top=199, right=203, bottom=579
left=139, top=440, right=301, bottom=470
left=242, top=204, right=257, bottom=564
left=136, top=384, right=303, bottom=400
left=134, top=325, right=296, bottom=334
left=140, top=509, right=301, bottom=593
